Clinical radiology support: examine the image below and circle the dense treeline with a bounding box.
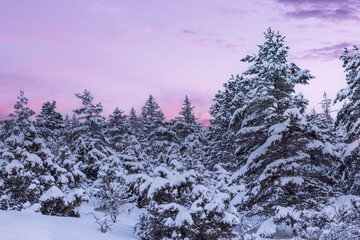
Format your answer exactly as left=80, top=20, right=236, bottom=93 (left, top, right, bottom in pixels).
left=1, top=28, right=360, bottom=239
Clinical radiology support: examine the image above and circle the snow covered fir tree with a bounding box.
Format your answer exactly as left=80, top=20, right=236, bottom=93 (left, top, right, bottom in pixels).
left=2, top=28, right=360, bottom=239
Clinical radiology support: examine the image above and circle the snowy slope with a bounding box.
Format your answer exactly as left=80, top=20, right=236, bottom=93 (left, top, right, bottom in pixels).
left=0, top=210, right=139, bottom=240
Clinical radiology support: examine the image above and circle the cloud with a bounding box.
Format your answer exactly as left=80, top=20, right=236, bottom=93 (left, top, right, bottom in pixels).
left=218, top=7, right=250, bottom=16
left=286, top=8, right=359, bottom=21
left=171, top=30, right=243, bottom=54
left=180, top=30, right=198, bottom=35
left=90, top=1, right=122, bottom=15
left=275, top=0, right=360, bottom=21
left=294, top=42, right=353, bottom=61
left=278, top=0, right=349, bottom=5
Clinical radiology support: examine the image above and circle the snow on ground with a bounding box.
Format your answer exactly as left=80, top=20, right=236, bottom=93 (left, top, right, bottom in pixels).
left=0, top=209, right=139, bottom=240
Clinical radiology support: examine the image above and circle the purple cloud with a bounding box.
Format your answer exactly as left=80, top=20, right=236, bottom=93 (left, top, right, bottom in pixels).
left=218, top=7, right=250, bottom=16
left=275, top=0, right=360, bottom=21
left=286, top=8, right=359, bottom=21
left=170, top=30, right=243, bottom=54
left=294, top=42, right=353, bottom=61
left=181, top=30, right=198, bottom=35
left=278, top=0, right=350, bottom=5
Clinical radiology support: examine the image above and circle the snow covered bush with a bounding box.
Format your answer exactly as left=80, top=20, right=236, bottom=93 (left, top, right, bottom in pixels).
left=39, top=186, right=87, bottom=217
left=120, top=135, right=148, bottom=175
left=135, top=161, right=239, bottom=240
left=94, top=155, right=128, bottom=223
left=92, top=212, right=113, bottom=233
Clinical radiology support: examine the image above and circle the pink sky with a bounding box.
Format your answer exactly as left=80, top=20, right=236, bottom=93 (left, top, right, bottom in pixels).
left=1, top=0, right=359, bottom=121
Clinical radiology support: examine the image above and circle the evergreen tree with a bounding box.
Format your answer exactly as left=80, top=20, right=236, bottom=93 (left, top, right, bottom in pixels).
left=105, top=107, right=128, bottom=152
left=63, top=114, right=80, bottom=145
left=179, top=95, right=196, bottom=124
left=207, top=74, right=249, bottom=170
left=180, top=131, right=207, bottom=171
left=35, top=101, right=64, bottom=154
left=140, top=95, right=175, bottom=161
left=141, top=95, right=164, bottom=135
left=141, top=95, right=165, bottom=122
left=229, top=29, right=340, bottom=237
left=334, top=46, right=360, bottom=195
left=120, top=135, right=148, bottom=175
left=72, top=90, right=110, bottom=181
left=306, top=92, right=335, bottom=143
left=145, top=123, right=179, bottom=163
left=172, top=96, right=201, bottom=143
left=128, top=107, right=144, bottom=139
left=73, top=90, right=106, bottom=141
left=335, top=46, right=360, bottom=143
left=55, top=145, right=85, bottom=188
left=0, top=91, right=55, bottom=210
left=231, top=28, right=312, bottom=167
left=0, top=117, right=15, bottom=143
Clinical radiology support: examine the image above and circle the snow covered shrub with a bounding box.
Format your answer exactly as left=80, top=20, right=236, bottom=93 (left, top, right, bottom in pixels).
left=126, top=173, right=152, bottom=208
left=135, top=162, right=239, bottom=240
left=94, top=155, right=128, bottom=223
left=120, top=135, right=148, bottom=175
left=55, top=145, right=86, bottom=188
left=320, top=195, right=360, bottom=239
left=184, top=186, right=240, bottom=240
left=92, top=212, right=113, bottom=233
left=40, top=186, right=73, bottom=216
left=241, top=195, right=360, bottom=239
left=39, top=186, right=87, bottom=217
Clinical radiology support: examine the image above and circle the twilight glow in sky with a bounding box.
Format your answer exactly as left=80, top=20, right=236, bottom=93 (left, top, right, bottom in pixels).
left=1, top=0, right=360, bottom=121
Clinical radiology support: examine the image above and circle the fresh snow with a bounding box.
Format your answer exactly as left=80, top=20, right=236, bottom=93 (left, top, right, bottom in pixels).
left=24, top=152, right=43, bottom=166
left=279, top=176, right=304, bottom=186
left=0, top=210, right=138, bottom=240
left=344, top=139, right=360, bottom=157
left=174, top=210, right=194, bottom=226
left=232, top=134, right=282, bottom=179
left=40, top=186, right=64, bottom=201
left=256, top=216, right=277, bottom=237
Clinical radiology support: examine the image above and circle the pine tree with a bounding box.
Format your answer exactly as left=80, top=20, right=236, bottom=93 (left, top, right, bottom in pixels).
left=172, top=96, right=201, bottom=142
left=146, top=123, right=179, bottom=163
left=0, top=91, right=56, bottom=210
left=0, top=117, right=15, bottom=143
left=105, top=107, right=128, bottom=152
left=72, top=90, right=110, bottom=181
left=335, top=46, right=360, bottom=143
left=179, top=95, right=196, bottom=124
left=306, top=92, right=335, bottom=143
left=55, top=145, right=85, bottom=188
left=229, top=29, right=340, bottom=237
left=141, top=95, right=165, bottom=122
left=180, top=131, right=206, bottom=171
left=35, top=101, right=64, bottom=154
left=63, top=114, right=80, bottom=145
left=73, top=90, right=106, bottom=141
left=140, top=95, right=175, bottom=161
left=141, top=95, right=164, bottom=136
left=128, top=107, right=144, bottom=139
left=207, top=74, right=249, bottom=170
left=120, top=135, right=148, bottom=175
left=334, top=46, right=360, bottom=195
left=231, top=28, right=312, bottom=167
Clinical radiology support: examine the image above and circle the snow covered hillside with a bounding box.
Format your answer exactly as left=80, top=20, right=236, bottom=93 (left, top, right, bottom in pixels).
left=0, top=210, right=138, bottom=240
